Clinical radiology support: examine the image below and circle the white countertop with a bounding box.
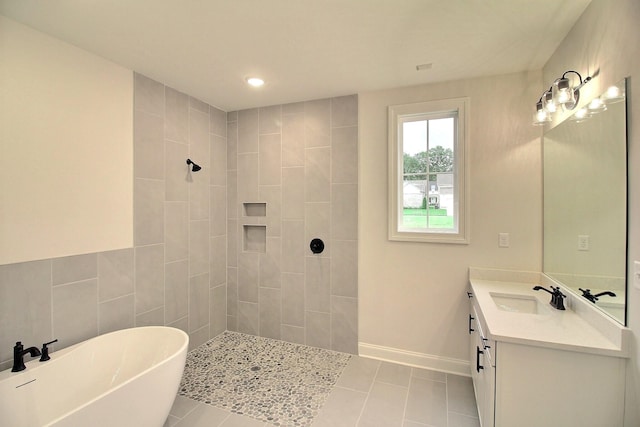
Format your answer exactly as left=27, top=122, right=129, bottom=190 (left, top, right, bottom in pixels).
left=469, top=278, right=629, bottom=358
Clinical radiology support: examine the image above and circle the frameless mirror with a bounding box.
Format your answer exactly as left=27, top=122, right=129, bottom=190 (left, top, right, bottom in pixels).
left=543, top=78, right=627, bottom=324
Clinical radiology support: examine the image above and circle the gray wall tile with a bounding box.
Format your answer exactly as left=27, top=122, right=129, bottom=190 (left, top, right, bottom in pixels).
left=165, top=141, right=189, bottom=201
left=281, top=324, right=305, bottom=344
left=134, top=73, right=164, bottom=115
left=210, top=284, right=227, bottom=337
left=281, top=273, right=304, bottom=327
left=189, top=110, right=211, bottom=180
left=0, top=260, right=52, bottom=364
left=331, top=95, right=358, bottom=128
left=189, top=273, right=210, bottom=332
left=331, top=126, right=358, bottom=184
left=305, top=311, right=330, bottom=349
left=260, top=237, right=281, bottom=288
left=99, top=294, right=134, bottom=334
left=260, top=186, right=281, bottom=237
left=98, top=248, right=134, bottom=302
left=237, top=109, right=259, bottom=153
left=238, top=252, right=259, bottom=302
left=259, top=287, right=281, bottom=339
left=189, top=96, right=209, bottom=114
left=331, top=183, right=358, bottom=240
left=237, top=301, right=259, bottom=335
left=210, top=235, right=227, bottom=286
left=52, top=253, right=97, bottom=286
left=165, top=201, right=189, bottom=262
left=135, top=244, right=165, bottom=314
left=282, top=167, right=304, bottom=220
left=210, top=107, right=227, bottom=137
left=227, top=121, right=238, bottom=170
left=189, top=325, right=210, bottom=350
left=165, top=260, right=189, bottom=324
left=331, top=296, right=358, bottom=354
left=330, top=240, right=357, bottom=298
left=282, top=114, right=305, bottom=167
left=136, top=306, right=165, bottom=327
left=53, top=279, right=98, bottom=348
left=259, top=134, right=282, bottom=185
left=305, top=257, right=330, bottom=312
left=135, top=178, right=165, bottom=245
left=281, top=220, right=304, bottom=274
left=237, top=153, right=260, bottom=202
left=227, top=267, right=238, bottom=317
left=210, top=134, right=227, bottom=186
left=304, top=147, right=330, bottom=202
left=165, top=87, right=189, bottom=143
left=259, top=105, right=282, bottom=135
left=135, top=110, right=165, bottom=179
left=189, top=220, right=209, bottom=276
left=305, top=99, right=330, bottom=148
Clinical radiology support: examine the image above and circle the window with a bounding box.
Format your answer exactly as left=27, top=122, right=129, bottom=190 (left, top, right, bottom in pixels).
left=388, top=98, right=469, bottom=243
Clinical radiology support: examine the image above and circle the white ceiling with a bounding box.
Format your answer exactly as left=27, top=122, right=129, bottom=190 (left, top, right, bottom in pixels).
left=0, top=0, right=591, bottom=112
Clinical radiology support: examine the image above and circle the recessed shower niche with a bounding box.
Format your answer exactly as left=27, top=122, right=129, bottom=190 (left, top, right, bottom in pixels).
left=243, top=202, right=267, bottom=217
left=242, top=203, right=267, bottom=253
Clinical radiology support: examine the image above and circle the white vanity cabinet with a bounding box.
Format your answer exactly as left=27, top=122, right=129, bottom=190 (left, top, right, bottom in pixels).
left=467, top=279, right=628, bottom=427
left=468, top=301, right=495, bottom=427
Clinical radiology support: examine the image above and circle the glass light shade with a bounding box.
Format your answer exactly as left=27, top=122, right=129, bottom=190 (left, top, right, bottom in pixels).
left=543, top=90, right=557, bottom=113
left=553, top=78, right=576, bottom=107
left=533, top=100, right=551, bottom=125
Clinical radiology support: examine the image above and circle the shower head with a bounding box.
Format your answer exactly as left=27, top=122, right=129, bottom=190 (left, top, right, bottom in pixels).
left=186, top=159, right=201, bottom=172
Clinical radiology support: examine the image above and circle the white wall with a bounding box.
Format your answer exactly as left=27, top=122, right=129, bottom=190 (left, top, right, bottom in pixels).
left=358, top=71, right=542, bottom=373
left=0, top=16, right=133, bottom=264
left=543, top=1, right=640, bottom=425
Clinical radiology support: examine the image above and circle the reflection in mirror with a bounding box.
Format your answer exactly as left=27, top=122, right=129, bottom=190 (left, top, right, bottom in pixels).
left=543, top=78, right=627, bottom=324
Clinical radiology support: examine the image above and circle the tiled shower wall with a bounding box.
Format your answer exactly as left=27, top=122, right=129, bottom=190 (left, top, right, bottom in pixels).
left=0, top=74, right=227, bottom=370
left=227, top=96, right=359, bottom=354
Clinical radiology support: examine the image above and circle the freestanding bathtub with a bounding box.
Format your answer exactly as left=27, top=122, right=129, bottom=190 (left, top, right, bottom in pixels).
left=0, top=326, right=188, bottom=427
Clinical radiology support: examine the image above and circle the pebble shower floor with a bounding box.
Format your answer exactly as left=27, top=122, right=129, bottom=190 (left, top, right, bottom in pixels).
left=178, top=331, right=351, bottom=426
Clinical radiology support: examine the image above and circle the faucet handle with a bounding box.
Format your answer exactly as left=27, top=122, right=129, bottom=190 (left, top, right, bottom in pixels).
left=40, top=339, right=58, bottom=362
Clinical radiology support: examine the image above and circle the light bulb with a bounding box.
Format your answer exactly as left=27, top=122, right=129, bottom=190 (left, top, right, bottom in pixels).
left=246, top=77, right=265, bottom=87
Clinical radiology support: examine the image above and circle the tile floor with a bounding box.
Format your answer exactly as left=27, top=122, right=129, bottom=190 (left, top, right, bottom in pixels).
left=165, top=335, right=479, bottom=427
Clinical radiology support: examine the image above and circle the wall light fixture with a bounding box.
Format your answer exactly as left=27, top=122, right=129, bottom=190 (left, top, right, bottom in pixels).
left=533, top=70, right=592, bottom=126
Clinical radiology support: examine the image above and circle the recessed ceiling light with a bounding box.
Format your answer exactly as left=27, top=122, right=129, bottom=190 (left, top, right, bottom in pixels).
left=246, top=77, right=265, bottom=87
left=416, top=63, right=433, bottom=71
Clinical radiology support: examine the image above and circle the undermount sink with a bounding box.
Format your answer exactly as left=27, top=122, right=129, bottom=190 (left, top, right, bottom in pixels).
left=490, top=292, right=549, bottom=314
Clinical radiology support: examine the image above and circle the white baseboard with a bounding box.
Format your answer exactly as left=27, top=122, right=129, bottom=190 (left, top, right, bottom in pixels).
left=358, top=342, right=471, bottom=377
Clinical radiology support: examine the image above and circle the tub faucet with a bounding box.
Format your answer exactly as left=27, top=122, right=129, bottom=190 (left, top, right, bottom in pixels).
left=11, top=341, right=42, bottom=372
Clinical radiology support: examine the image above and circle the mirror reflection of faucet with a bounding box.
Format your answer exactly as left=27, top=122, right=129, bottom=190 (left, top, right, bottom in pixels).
left=579, top=288, right=617, bottom=303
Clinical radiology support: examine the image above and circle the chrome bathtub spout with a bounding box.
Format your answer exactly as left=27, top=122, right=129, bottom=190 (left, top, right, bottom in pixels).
left=12, top=341, right=42, bottom=372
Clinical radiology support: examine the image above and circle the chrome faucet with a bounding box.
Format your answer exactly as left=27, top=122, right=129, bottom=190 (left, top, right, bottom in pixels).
left=12, top=341, right=41, bottom=372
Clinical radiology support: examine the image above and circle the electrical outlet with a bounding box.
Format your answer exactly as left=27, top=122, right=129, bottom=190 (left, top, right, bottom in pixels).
left=499, top=233, right=510, bottom=248
left=578, top=235, right=589, bottom=251
left=634, top=261, right=640, bottom=290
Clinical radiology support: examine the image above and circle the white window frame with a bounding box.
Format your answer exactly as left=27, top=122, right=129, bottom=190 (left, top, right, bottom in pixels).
left=388, top=97, right=470, bottom=244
